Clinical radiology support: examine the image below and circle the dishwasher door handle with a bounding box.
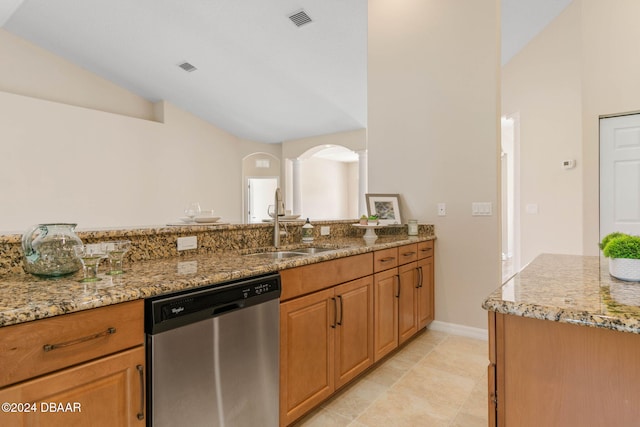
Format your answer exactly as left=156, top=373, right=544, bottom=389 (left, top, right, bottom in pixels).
left=212, top=302, right=244, bottom=316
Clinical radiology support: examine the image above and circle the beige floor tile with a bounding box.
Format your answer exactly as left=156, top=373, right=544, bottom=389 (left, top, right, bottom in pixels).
left=355, top=388, right=450, bottom=427
left=363, top=356, right=413, bottom=388
left=296, top=331, right=489, bottom=427
left=392, top=365, right=475, bottom=418
left=322, top=379, right=387, bottom=420
left=417, top=343, right=488, bottom=380
left=293, top=407, right=352, bottom=427
left=450, top=411, right=487, bottom=427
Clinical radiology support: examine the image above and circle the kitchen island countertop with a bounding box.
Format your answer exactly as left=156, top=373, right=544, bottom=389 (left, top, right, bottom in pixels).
left=482, top=253, right=640, bottom=334
left=0, top=235, right=434, bottom=327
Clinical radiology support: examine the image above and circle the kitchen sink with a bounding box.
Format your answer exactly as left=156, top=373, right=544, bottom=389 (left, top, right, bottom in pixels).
left=289, top=247, right=335, bottom=254
left=243, top=247, right=336, bottom=260
left=244, top=251, right=305, bottom=260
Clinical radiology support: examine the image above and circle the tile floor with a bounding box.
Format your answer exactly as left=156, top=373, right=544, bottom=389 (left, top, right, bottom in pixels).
left=294, top=329, right=488, bottom=427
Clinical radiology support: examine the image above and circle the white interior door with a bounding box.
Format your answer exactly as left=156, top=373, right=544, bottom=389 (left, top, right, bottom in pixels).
left=247, top=177, right=278, bottom=223
left=600, top=114, right=640, bottom=238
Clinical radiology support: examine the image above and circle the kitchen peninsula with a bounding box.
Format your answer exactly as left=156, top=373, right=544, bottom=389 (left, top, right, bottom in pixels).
left=0, top=220, right=435, bottom=426
left=483, top=254, right=640, bottom=427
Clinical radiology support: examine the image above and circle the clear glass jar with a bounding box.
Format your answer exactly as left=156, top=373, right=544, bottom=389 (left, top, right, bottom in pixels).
left=408, top=220, right=419, bottom=236
left=22, top=223, right=83, bottom=276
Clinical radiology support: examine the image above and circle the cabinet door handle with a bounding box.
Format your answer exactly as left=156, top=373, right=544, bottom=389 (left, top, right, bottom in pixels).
left=43, top=327, right=116, bottom=352
left=380, top=257, right=396, bottom=263
left=331, top=297, right=337, bottom=328
left=418, top=266, right=424, bottom=288
left=415, top=266, right=422, bottom=288
left=395, top=274, right=401, bottom=298
left=337, top=295, right=344, bottom=326
left=136, top=364, right=145, bottom=421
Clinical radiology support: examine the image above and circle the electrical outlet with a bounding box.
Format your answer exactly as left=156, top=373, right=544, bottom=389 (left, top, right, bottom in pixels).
left=437, top=203, right=446, bottom=216
left=320, top=226, right=330, bottom=236
left=177, top=236, right=197, bottom=251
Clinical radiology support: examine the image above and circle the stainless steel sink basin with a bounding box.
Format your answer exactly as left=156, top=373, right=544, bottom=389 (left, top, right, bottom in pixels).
left=289, top=247, right=335, bottom=254
left=244, top=251, right=304, bottom=260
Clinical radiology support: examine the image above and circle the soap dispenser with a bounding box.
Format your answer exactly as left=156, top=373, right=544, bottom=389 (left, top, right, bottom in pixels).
left=302, top=218, right=314, bottom=243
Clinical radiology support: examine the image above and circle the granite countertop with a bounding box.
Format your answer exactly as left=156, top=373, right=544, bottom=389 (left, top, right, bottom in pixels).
left=482, top=253, right=640, bottom=334
left=0, top=235, right=434, bottom=328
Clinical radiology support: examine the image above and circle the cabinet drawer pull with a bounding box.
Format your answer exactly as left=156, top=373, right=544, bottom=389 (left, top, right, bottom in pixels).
left=380, top=257, right=396, bottom=263
left=420, top=247, right=433, bottom=254
left=43, top=327, right=116, bottom=352
left=401, top=252, right=417, bottom=257
left=136, top=364, right=145, bottom=421
left=330, top=297, right=337, bottom=328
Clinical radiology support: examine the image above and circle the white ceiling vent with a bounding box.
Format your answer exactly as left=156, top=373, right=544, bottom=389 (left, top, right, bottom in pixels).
left=288, top=10, right=312, bottom=27
left=178, top=62, right=197, bottom=72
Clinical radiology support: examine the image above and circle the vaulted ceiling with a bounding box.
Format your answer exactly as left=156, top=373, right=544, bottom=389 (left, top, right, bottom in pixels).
left=2, top=0, right=571, bottom=143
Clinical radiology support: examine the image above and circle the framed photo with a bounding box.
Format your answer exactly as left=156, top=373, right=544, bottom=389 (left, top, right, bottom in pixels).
left=366, top=193, right=402, bottom=225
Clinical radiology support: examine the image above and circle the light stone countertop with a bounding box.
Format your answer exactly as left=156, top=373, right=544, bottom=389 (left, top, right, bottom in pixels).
left=0, top=236, right=434, bottom=328
left=482, top=253, right=640, bottom=334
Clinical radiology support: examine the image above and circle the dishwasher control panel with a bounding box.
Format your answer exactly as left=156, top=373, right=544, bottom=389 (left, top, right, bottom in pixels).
left=145, top=272, right=281, bottom=334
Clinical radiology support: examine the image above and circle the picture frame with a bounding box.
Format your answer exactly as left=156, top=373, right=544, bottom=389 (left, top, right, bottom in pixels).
left=365, top=193, right=402, bottom=225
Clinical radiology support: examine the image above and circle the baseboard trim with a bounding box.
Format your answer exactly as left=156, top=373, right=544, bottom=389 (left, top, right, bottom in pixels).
left=428, top=320, right=488, bottom=341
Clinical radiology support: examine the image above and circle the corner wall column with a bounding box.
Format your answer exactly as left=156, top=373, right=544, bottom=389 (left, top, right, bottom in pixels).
left=292, top=158, right=303, bottom=216
left=357, top=150, right=368, bottom=215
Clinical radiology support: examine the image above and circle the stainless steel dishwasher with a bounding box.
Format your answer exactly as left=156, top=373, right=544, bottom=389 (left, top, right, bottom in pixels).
left=145, top=273, right=281, bottom=427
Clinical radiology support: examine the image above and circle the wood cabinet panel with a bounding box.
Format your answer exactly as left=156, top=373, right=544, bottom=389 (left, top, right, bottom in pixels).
left=417, top=256, right=434, bottom=328
left=280, top=288, right=335, bottom=426
left=0, top=346, right=145, bottom=427
left=398, top=262, right=418, bottom=345
left=373, top=268, right=398, bottom=362
left=280, top=253, right=373, bottom=301
left=0, top=300, right=143, bottom=388
left=417, top=240, right=434, bottom=259
left=373, top=247, right=398, bottom=273
left=398, top=243, right=418, bottom=264
left=334, top=277, right=374, bottom=389
left=491, top=313, right=640, bottom=427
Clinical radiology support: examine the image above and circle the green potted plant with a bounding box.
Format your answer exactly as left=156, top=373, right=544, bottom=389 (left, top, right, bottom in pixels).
left=359, top=214, right=369, bottom=225
left=600, top=232, right=640, bottom=282
left=367, top=214, right=379, bottom=225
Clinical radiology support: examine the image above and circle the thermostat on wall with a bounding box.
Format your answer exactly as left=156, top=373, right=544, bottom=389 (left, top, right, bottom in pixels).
left=562, top=159, right=576, bottom=169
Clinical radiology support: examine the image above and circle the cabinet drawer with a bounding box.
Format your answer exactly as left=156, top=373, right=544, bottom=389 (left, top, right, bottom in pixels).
left=280, top=253, right=373, bottom=301
left=398, top=244, right=418, bottom=265
left=374, top=248, right=398, bottom=272
left=0, top=300, right=143, bottom=388
left=418, top=241, right=434, bottom=259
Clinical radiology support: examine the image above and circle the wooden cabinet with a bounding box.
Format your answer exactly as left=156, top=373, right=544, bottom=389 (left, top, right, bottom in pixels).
left=373, top=267, right=398, bottom=362
left=0, top=300, right=145, bottom=427
left=488, top=312, right=640, bottom=426
left=280, top=256, right=374, bottom=427
left=375, top=242, right=436, bottom=353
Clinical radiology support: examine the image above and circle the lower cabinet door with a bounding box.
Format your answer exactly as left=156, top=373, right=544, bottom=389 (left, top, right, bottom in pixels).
left=417, top=256, right=434, bottom=329
left=373, top=268, right=399, bottom=362
left=398, top=262, right=418, bottom=345
left=334, top=276, right=374, bottom=389
left=280, top=288, right=335, bottom=427
left=0, top=346, right=145, bottom=427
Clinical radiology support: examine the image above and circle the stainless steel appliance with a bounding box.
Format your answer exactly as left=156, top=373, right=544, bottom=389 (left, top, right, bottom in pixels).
left=145, top=273, right=281, bottom=427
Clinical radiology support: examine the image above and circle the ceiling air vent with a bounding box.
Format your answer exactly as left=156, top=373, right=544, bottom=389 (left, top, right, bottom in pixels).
left=178, top=62, right=197, bottom=72
left=288, top=9, right=312, bottom=27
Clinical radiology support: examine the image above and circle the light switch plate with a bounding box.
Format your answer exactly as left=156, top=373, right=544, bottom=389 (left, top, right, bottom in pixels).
left=437, top=203, right=446, bottom=216
left=177, top=236, right=197, bottom=251
left=472, top=202, right=492, bottom=216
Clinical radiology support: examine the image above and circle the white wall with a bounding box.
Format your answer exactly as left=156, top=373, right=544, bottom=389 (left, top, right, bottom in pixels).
left=0, top=30, right=280, bottom=232
left=368, top=0, right=501, bottom=329
left=502, top=1, right=583, bottom=267
left=300, top=158, right=351, bottom=220
left=502, top=0, right=640, bottom=259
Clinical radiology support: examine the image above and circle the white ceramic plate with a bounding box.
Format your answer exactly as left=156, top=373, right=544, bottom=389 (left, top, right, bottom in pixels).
left=194, top=216, right=221, bottom=223
left=179, top=217, right=194, bottom=223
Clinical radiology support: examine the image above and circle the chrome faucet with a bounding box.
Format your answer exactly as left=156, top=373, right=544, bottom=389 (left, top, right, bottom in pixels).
left=273, top=188, right=286, bottom=248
